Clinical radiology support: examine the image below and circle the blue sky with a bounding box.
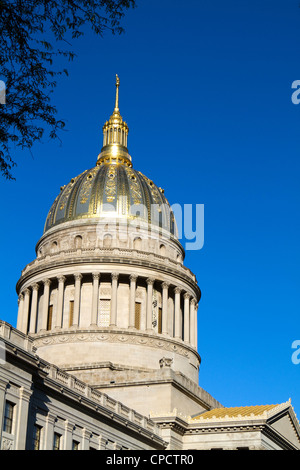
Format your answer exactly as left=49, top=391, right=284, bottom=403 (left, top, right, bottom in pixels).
left=1, top=0, right=300, bottom=417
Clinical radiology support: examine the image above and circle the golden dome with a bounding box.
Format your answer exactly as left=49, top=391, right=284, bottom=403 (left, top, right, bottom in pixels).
left=44, top=76, right=177, bottom=238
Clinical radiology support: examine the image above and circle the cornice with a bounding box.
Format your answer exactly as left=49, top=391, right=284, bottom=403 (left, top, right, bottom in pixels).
left=16, top=250, right=201, bottom=299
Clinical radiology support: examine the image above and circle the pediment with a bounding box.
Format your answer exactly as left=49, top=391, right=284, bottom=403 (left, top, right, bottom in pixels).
left=267, top=407, right=300, bottom=449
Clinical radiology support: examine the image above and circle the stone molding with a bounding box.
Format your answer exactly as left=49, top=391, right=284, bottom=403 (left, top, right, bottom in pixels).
left=17, top=256, right=200, bottom=303
left=19, top=245, right=198, bottom=287
left=31, top=328, right=200, bottom=364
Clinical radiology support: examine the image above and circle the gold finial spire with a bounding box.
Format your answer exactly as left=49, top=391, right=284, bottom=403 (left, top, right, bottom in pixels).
left=115, top=74, right=120, bottom=111
left=97, top=74, right=131, bottom=166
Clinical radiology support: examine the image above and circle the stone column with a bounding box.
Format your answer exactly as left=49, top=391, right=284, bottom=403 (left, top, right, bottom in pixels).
left=161, top=282, right=169, bottom=335
left=0, top=379, right=7, bottom=447
left=29, top=283, right=39, bottom=334
left=72, top=273, right=82, bottom=327
left=16, top=293, right=24, bottom=331
left=110, top=272, right=119, bottom=327
left=129, top=274, right=138, bottom=328
left=15, top=387, right=33, bottom=450
left=195, top=303, right=198, bottom=349
left=174, top=287, right=182, bottom=339
left=82, top=428, right=91, bottom=450
left=41, top=279, right=51, bottom=331
left=183, top=293, right=190, bottom=343
left=190, top=298, right=196, bottom=348
left=146, top=278, right=154, bottom=332
left=44, top=413, right=56, bottom=450
left=168, top=296, right=174, bottom=337
left=91, top=273, right=100, bottom=326
left=64, top=420, right=73, bottom=450
left=55, top=276, right=66, bottom=329
left=22, top=288, right=31, bottom=334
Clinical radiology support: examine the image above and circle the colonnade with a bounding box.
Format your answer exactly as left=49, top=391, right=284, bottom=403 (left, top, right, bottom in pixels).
left=17, top=272, right=198, bottom=349
left=102, top=125, right=128, bottom=148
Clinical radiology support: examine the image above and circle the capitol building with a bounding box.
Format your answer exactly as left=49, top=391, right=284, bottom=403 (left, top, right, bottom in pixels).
left=0, top=77, right=299, bottom=451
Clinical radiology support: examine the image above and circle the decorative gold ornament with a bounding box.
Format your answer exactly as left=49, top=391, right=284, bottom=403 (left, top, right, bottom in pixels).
left=43, top=75, right=178, bottom=239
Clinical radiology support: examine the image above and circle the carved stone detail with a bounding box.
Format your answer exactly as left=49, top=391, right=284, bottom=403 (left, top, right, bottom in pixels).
left=32, top=330, right=200, bottom=362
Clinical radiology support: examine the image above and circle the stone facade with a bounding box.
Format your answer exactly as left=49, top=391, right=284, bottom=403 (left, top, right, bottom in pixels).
left=1, top=322, right=299, bottom=450
left=15, top=212, right=205, bottom=415
left=0, top=322, right=166, bottom=450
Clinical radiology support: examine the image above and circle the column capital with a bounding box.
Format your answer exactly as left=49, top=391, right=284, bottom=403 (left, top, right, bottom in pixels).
left=162, top=282, right=170, bottom=290
left=32, top=283, right=40, bottom=292
left=74, top=273, right=83, bottom=281
left=146, top=277, right=155, bottom=286
left=18, top=293, right=24, bottom=301
left=43, top=278, right=51, bottom=287
left=46, top=412, right=57, bottom=424
left=190, top=297, right=196, bottom=306
left=0, top=378, right=8, bottom=393
left=19, top=386, right=33, bottom=402
left=92, top=272, right=100, bottom=281
left=64, top=419, right=74, bottom=432
left=82, top=427, right=92, bottom=439
left=57, top=275, right=66, bottom=283
left=23, top=288, right=31, bottom=296
left=183, top=292, right=190, bottom=300
left=174, top=286, right=181, bottom=295
left=129, top=274, right=138, bottom=282
left=111, top=272, right=119, bottom=281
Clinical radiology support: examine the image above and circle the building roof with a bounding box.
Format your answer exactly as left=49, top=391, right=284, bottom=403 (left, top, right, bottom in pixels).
left=192, top=402, right=291, bottom=421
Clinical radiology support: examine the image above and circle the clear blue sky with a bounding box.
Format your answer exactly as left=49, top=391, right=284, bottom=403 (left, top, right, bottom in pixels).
left=1, top=0, right=300, bottom=417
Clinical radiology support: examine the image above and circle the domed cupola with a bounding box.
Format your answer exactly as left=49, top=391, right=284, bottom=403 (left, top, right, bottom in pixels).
left=43, top=75, right=178, bottom=241
left=15, top=76, right=201, bottom=416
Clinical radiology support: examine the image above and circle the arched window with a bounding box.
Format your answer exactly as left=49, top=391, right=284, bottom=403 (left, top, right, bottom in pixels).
left=133, top=237, right=142, bottom=250
left=50, top=241, right=58, bottom=253
left=159, top=244, right=166, bottom=256
left=103, top=234, right=112, bottom=248
left=74, top=235, right=82, bottom=249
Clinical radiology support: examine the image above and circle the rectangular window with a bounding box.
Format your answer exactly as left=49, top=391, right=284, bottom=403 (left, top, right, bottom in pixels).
left=69, top=300, right=74, bottom=327
left=33, top=425, right=42, bottom=450
left=134, top=302, right=141, bottom=330
left=158, top=307, right=162, bottom=334
left=53, top=432, right=61, bottom=450
left=99, top=299, right=110, bottom=327
left=47, top=305, right=53, bottom=330
left=72, top=440, right=80, bottom=450
left=3, top=401, right=14, bottom=434
left=105, top=439, right=115, bottom=450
